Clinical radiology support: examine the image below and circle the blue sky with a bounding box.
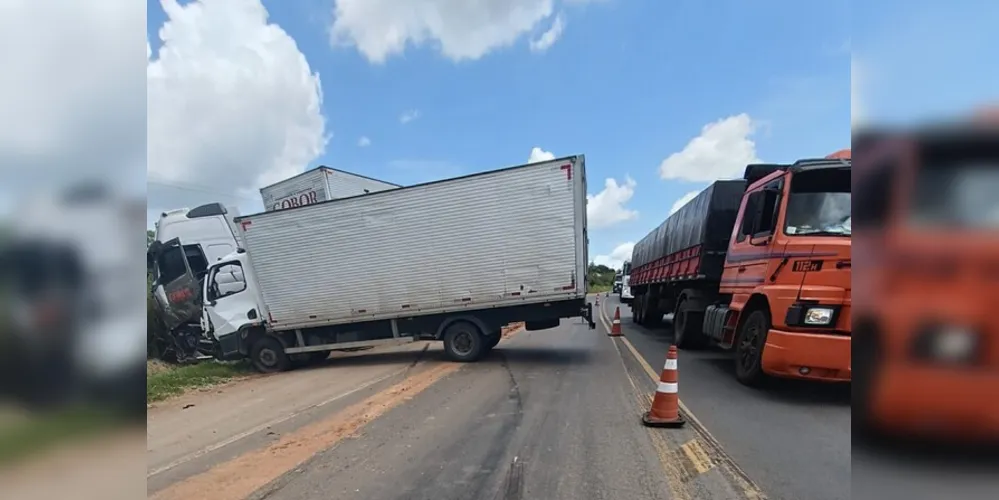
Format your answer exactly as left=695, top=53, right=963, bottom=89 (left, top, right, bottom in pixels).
left=146, top=0, right=850, bottom=266
left=853, top=0, right=999, bottom=126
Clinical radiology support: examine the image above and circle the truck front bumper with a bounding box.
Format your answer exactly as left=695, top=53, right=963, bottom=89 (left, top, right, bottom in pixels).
left=761, top=330, right=851, bottom=382
left=869, top=364, right=999, bottom=441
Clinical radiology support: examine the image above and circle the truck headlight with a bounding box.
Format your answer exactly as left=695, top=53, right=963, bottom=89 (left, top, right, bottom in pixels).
left=803, top=307, right=835, bottom=326
left=784, top=303, right=840, bottom=328
left=912, top=325, right=980, bottom=363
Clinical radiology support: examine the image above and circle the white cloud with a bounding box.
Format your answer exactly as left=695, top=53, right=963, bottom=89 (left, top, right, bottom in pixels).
left=527, top=146, right=555, bottom=163
left=400, top=109, right=420, bottom=124
left=593, top=242, right=634, bottom=270
left=358, top=136, right=372, bottom=147
left=587, top=177, right=637, bottom=229
left=147, top=0, right=327, bottom=213
left=329, top=0, right=583, bottom=63
left=529, top=12, right=564, bottom=53
left=0, top=0, right=146, bottom=198
left=670, top=190, right=699, bottom=215
left=658, top=114, right=762, bottom=182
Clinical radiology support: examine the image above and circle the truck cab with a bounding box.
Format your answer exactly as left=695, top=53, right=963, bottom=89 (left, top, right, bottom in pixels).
left=147, top=202, right=242, bottom=361
left=711, top=157, right=852, bottom=383
left=852, top=123, right=999, bottom=440
left=620, top=260, right=633, bottom=304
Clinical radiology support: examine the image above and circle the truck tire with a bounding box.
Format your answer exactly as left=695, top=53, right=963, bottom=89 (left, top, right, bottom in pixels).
left=852, top=322, right=880, bottom=441
left=443, top=321, right=486, bottom=362
left=250, top=336, right=290, bottom=373
left=645, top=296, right=662, bottom=327
left=674, top=296, right=707, bottom=349
left=635, top=294, right=648, bottom=325
left=734, top=309, right=770, bottom=386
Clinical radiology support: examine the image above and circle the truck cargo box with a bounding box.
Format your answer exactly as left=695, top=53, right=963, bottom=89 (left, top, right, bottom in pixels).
left=631, top=180, right=745, bottom=285
left=259, top=167, right=400, bottom=212
left=237, top=156, right=588, bottom=330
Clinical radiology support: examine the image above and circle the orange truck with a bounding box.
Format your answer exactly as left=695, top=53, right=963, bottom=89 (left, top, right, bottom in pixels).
left=852, top=122, right=999, bottom=441
left=629, top=153, right=852, bottom=386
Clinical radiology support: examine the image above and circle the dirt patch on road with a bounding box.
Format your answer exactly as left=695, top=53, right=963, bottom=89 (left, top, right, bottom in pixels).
left=150, top=361, right=464, bottom=500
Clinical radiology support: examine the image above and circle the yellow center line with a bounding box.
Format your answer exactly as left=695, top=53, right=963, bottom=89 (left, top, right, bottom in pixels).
left=596, top=296, right=715, bottom=434
left=597, top=295, right=768, bottom=499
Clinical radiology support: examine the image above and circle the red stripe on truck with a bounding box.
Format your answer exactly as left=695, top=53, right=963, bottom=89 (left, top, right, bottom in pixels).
left=561, top=164, right=573, bottom=180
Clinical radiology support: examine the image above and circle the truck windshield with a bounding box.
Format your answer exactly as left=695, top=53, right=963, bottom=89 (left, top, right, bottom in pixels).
left=783, top=167, right=851, bottom=236
left=908, top=140, right=999, bottom=229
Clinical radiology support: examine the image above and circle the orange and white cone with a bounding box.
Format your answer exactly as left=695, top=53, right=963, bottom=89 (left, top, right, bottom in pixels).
left=642, top=345, right=686, bottom=428
left=595, top=294, right=600, bottom=306
left=608, top=307, right=622, bottom=336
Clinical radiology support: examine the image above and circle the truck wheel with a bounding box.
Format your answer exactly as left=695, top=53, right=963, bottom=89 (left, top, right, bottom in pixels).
left=250, top=337, right=290, bottom=373
left=443, top=321, right=486, bottom=362
left=674, top=297, right=707, bottom=349
left=645, top=298, right=662, bottom=327
left=734, top=309, right=769, bottom=386
left=852, top=323, right=880, bottom=441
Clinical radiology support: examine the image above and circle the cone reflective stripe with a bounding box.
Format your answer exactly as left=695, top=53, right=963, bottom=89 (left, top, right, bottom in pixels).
left=642, top=345, right=686, bottom=428
left=609, top=306, right=622, bottom=336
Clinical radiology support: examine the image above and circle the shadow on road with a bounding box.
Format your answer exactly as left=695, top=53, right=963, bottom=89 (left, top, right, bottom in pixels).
left=296, top=346, right=433, bottom=371
left=481, top=346, right=594, bottom=366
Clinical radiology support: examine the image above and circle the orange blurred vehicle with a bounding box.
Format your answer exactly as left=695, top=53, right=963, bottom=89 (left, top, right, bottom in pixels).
left=630, top=152, right=852, bottom=385
left=853, top=121, right=999, bottom=442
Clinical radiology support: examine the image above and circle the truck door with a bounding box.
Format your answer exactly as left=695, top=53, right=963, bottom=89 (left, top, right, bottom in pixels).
left=723, top=178, right=785, bottom=292
left=203, top=260, right=256, bottom=346
left=147, top=237, right=202, bottom=331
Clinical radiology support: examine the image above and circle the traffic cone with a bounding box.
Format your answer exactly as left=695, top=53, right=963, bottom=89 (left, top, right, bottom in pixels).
left=595, top=294, right=600, bottom=306
left=642, top=345, right=686, bottom=428
left=608, top=307, right=622, bottom=336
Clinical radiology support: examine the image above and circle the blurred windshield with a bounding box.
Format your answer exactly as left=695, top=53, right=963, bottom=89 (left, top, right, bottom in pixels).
left=909, top=139, right=999, bottom=229
left=784, top=167, right=851, bottom=236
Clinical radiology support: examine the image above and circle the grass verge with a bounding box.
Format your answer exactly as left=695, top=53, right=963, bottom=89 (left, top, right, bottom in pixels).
left=0, top=406, right=119, bottom=466
left=147, top=361, right=254, bottom=403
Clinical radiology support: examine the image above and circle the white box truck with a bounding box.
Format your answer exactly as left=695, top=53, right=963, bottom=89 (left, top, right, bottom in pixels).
left=260, top=166, right=400, bottom=212
left=155, top=156, right=595, bottom=372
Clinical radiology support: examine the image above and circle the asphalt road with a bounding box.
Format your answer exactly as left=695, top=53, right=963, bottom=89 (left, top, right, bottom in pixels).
left=598, top=294, right=852, bottom=500
left=216, top=307, right=762, bottom=500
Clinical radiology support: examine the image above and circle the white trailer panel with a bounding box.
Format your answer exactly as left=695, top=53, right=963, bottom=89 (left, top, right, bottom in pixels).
left=238, top=156, right=588, bottom=330
left=259, top=167, right=399, bottom=212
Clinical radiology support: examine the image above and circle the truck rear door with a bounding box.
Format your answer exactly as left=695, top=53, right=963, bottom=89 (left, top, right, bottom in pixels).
left=147, top=237, right=202, bottom=331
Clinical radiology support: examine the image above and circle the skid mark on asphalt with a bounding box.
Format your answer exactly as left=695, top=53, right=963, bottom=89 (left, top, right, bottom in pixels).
left=597, top=297, right=768, bottom=500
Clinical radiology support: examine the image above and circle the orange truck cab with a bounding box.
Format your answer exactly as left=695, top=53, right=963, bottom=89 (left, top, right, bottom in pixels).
left=630, top=154, right=852, bottom=386
left=853, top=123, right=999, bottom=441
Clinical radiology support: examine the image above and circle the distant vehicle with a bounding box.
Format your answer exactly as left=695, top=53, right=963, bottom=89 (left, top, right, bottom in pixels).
left=259, top=166, right=400, bottom=212
left=620, top=260, right=633, bottom=305
left=612, top=273, right=623, bottom=294
left=149, top=156, right=596, bottom=372
left=630, top=153, right=851, bottom=386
